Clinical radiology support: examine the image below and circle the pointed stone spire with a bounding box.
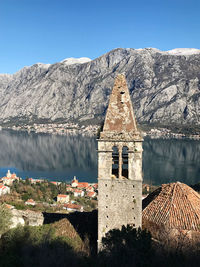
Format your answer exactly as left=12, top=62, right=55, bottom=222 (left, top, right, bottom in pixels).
left=100, top=74, right=142, bottom=140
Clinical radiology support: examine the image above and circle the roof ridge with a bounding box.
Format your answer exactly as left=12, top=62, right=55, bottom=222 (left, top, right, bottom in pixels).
left=181, top=184, right=200, bottom=223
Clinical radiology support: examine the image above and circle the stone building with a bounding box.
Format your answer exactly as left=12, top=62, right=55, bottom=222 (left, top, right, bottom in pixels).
left=57, top=194, right=70, bottom=204
left=98, top=74, right=143, bottom=249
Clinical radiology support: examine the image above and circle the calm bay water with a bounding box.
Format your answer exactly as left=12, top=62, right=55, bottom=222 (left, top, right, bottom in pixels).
left=0, top=130, right=200, bottom=185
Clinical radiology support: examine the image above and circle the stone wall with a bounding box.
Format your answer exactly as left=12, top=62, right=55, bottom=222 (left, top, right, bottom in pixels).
left=98, top=178, right=142, bottom=246
left=11, top=209, right=44, bottom=228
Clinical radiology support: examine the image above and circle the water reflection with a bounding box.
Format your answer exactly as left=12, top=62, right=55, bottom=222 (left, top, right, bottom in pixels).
left=143, top=138, right=200, bottom=185
left=0, top=130, right=97, bottom=182
left=0, top=130, right=200, bottom=185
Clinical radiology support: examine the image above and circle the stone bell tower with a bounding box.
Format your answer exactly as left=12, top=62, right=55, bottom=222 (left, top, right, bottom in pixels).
left=98, top=74, right=143, bottom=249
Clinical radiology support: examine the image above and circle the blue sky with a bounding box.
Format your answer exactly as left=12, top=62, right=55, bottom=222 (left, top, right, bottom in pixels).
left=0, top=0, right=200, bottom=73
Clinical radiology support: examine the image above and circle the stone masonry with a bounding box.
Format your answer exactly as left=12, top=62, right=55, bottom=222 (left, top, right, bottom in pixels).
left=98, top=74, right=143, bottom=249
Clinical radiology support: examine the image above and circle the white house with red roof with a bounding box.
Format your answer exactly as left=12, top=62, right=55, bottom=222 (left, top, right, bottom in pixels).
left=57, top=194, right=70, bottom=204
left=86, top=186, right=94, bottom=192
left=25, top=199, right=36, bottom=206
left=63, top=203, right=83, bottom=212
left=0, top=185, right=10, bottom=196
left=77, top=182, right=89, bottom=189
left=74, top=189, right=84, bottom=197
left=86, top=191, right=96, bottom=198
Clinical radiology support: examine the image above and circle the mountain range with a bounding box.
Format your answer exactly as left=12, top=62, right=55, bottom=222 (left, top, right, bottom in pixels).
left=0, top=47, right=200, bottom=129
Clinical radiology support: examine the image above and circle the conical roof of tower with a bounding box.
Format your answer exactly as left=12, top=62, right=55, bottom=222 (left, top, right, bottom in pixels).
left=100, top=74, right=142, bottom=141
left=143, top=182, right=200, bottom=231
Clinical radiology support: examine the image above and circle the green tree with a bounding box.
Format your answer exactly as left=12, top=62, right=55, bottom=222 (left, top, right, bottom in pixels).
left=98, top=225, right=153, bottom=267
left=0, top=204, right=12, bottom=235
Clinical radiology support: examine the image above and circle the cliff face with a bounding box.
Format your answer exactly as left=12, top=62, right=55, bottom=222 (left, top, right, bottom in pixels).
left=0, top=48, right=200, bottom=127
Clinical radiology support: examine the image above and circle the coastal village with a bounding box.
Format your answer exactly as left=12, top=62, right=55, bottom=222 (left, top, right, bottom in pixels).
left=1, top=75, right=200, bottom=247
left=1, top=168, right=200, bottom=249
left=0, top=75, right=200, bottom=267
left=0, top=169, right=152, bottom=218
left=0, top=170, right=98, bottom=214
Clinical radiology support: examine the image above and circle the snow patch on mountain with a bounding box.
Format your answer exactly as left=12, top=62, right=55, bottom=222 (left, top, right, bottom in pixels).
left=34, top=63, right=51, bottom=68
left=135, top=47, right=200, bottom=56
left=61, top=57, right=91, bottom=65
left=167, top=48, right=200, bottom=56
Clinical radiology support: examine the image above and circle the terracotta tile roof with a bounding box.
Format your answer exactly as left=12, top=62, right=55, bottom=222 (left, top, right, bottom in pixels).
left=57, top=194, right=68, bottom=198
left=77, top=182, right=88, bottom=188
left=64, top=203, right=82, bottom=210
left=26, top=199, right=35, bottom=203
left=74, top=189, right=82, bottom=193
left=87, top=191, right=96, bottom=197
left=143, top=182, right=200, bottom=231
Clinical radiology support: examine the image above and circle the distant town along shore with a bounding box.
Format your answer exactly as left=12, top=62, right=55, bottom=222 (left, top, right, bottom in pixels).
left=1, top=122, right=200, bottom=140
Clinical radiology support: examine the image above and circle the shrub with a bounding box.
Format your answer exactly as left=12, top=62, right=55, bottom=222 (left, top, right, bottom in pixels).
left=0, top=204, right=12, bottom=235
left=97, top=225, right=153, bottom=267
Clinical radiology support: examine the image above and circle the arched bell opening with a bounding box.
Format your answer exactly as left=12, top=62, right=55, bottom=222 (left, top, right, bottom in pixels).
left=122, top=146, right=129, bottom=178
left=112, top=146, right=119, bottom=178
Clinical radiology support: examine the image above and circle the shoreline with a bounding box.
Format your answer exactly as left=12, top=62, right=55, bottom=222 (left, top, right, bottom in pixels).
left=1, top=123, right=200, bottom=140
left=143, top=127, right=200, bottom=140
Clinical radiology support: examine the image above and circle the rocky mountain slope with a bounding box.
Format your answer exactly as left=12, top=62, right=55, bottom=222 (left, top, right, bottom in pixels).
left=0, top=48, right=200, bottom=128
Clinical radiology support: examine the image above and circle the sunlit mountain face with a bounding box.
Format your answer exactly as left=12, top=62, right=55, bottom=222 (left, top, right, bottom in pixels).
left=0, top=48, right=200, bottom=128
